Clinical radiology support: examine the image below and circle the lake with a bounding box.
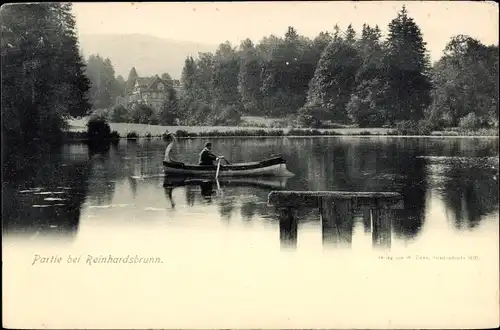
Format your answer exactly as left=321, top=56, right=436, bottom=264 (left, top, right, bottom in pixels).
left=3, top=137, right=499, bottom=328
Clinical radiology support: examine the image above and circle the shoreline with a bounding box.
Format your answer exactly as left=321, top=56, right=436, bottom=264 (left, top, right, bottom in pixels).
left=67, top=121, right=499, bottom=141
left=63, top=133, right=499, bottom=144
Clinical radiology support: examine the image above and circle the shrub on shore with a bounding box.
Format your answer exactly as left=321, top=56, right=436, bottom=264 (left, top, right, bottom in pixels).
left=395, top=120, right=436, bottom=136
left=87, top=115, right=111, bottom=141
left=110, top=130, right=120, bottom=142
left=126, top=131, right=139, bottom=140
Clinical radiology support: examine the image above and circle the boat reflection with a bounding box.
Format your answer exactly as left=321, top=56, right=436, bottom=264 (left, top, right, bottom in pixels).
left=162, top=176, right=289, bottom=209
left=163, top=176, right=289, bottom=190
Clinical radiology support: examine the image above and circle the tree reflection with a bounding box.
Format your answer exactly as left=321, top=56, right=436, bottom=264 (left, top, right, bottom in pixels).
left=437, top=157, right=499, bottom=229
left=291, top=138, right=429, bottom=240
left=2, top=143, right=91, bottom=238
left=391, top=155, right=428, bottom=239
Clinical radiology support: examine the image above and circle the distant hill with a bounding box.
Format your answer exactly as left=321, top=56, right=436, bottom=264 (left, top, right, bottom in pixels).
left=78, top=33, right=218, bottom=79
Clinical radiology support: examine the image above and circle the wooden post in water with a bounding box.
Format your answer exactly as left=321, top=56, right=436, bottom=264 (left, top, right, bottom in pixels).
left=320, top=197, right=353, bottom=247
left=278, top=207, right=298, bottom=249
left=371, top=208, right=393, bottom=249
left=363, top=209, right=372, bottom=233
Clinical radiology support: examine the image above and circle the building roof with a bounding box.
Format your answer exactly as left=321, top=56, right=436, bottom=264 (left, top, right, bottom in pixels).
left=133, top=75, right=166, bottom=89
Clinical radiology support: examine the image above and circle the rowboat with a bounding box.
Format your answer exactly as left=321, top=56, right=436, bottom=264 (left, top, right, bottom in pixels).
left=162, top=134, right=294, bottom=177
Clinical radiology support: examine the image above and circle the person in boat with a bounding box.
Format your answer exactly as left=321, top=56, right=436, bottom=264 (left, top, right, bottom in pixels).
left=199, top=142, right=230, bottom=166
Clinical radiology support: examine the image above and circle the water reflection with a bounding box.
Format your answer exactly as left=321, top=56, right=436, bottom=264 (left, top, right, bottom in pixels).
left=162, top=176, right=289, bottom=212
left=2, top=143, right=92, bottom=239
left=2, top=137, right=498, bottom=250
left=425, top=155, right=499, bottom=229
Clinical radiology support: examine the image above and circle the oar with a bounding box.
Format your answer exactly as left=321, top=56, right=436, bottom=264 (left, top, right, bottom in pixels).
left=215, top=158, right=223, bottom=197
left=215, top=178, right=222, bottom=197
left=215, top=157, right=222, bottom=179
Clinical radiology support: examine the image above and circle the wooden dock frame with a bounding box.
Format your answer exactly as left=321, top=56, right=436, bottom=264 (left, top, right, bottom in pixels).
left=267, top=191, right=404, bottom=249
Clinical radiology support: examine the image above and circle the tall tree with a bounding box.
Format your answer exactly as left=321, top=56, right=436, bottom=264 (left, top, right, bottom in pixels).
left=159, top=87, right=180, bottom=125
left=238, top=38, right=263, bottom=115
left=211, top=42, right=243, bottom=124
left=85, top=54, right=120, bottom=109
left=115, top=75, right=126, bottom=96
left=212, top=42, right=241, bottom=107
left=429, top=35, right=499, bottom=127
left=180, top=56, right=208, bottom=124
left=180, top=57, right=196, bottom=92
left=301, top=31, right=361, bottom=123
left=259, top=27, right=312, bottom=116
left=195, top=52, right=215, bottom=105
left=1, top=3, right=91, bottom=145
left=310, top=31, right=333, bottom=66
left=346, top=24, right=389, bottom=127
left=355, top=24, right=384, bottom=82
left=344, top=24, right=357, bottom=45
left=257, top=34, right=285, bottom=116
left=383, top=5, right=432, bottom=122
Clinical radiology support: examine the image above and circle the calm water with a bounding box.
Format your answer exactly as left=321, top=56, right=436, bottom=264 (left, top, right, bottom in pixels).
left=3, top=137, right=499, bottom=328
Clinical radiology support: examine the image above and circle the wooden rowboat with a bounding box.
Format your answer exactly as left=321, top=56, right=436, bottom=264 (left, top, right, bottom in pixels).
left=163, top=134, right=294, bottom=177
left=163, top=156, right=293, bottom=177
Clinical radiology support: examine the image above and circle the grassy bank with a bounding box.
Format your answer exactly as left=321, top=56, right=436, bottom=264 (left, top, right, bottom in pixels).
left=68, top=117, right=498, bottom=140
left=64, top=123, right=498, bottom=143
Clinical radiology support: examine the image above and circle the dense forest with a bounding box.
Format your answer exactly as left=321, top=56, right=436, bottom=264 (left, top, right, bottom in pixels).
left=88, top=6, right=499, bottom=130
left=1, top=4, right=498, bottom=150
left=176, top=6, right=498, bottom=129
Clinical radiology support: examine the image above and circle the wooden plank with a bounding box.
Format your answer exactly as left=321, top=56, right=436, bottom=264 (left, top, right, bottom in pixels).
left=268, top=191, right=404, bottom=209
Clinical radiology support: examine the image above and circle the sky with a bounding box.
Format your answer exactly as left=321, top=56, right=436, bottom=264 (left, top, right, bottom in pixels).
left=72, top=1, right=499, bottom=61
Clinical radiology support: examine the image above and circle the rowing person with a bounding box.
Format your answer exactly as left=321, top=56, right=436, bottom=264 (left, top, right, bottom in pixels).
left=199, top=142, right=230, bottom=166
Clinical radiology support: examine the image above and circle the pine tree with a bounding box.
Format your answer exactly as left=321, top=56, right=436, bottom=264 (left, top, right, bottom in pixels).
left=356, top=24, right=384, bottom=82
left=85, top=54, right=119, bottom=109
left=344, top=24, right=357, bottom=45
left=180, top=57, right=196, bottom=92
left=383, top=5, right=432, bottom=122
